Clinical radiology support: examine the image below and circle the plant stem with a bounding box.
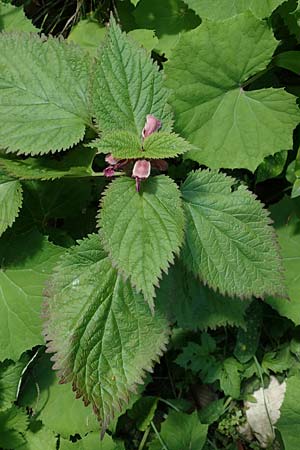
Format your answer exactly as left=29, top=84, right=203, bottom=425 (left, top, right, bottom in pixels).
left=241, top=68, right=269, bottom=89
left=158, top=398, right=181, bottom=412
left=138, top=427, right=151, bottom=450
left=253, top=356, right=275, bottom=440
left=150, top=421, right=169, bottom=450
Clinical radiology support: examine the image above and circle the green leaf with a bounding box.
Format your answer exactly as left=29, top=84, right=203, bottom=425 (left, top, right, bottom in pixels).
left=181, top=170, right=286, bottom=299
left=267, top=197, right=300, bottom=324
left=213, top=357, right=243, bottom=398
left=99, top=176, right=185, bottom=308
left=128, top=397, right=158, bottom=431
left=0, top=229, right=64, bottom=361
left=0, top=33, right=91, bottom=155
left=20, top=425, right=57, bottom=450
left=234, top=301, right=262, bottom=363
left=92, top=17, right=172, bottom=137
left=165, top=13, right=300, bottom=171
left=149, top=411, right=208, bottom=450
left=182, top=0, right=284, bottom=19
left=0, top=1, right=38, bottom=32
left=0, top=173, right=22, bottom=236
left=60, top=433, right=125, bottom=450
left=0, top=406, right=28, bottom=449
left=134, top=0, right=200, bottom=56
left=0, top=147, right=96, bottom=180
left=158, top=262, right=249, bottom=330
left=256, top=151, right=287, bottom=183
left=128, top=29, right=159, bottom=52
left=19, top=353, right=99, bottom=438
left=0, top=355, right=30, bottom=411
left=68, top=18, right=106, bottom=56
left=262, top=346, right=293, bottom=373
left=43, top=234, right=170, bottom=432
left=277, top=373, right=300, bottom=450
left=94, top=131, right=193, bottom=159
left=274, top=51, right=300, bottom=75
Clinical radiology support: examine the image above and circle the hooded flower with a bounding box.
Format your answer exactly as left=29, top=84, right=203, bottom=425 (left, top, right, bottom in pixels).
left=142, top=114, right=162, bottom=139
left=132, top=159, right=151, bottom=192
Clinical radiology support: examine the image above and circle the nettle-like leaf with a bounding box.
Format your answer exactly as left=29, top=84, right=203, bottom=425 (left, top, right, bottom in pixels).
left=181, top=170, right=286, bottom=299
left=94, top=130, right=193, bottom=159
left=0, top=406, right=28, bottom=449
left=0, top=173, right=23, bottom=237
left=165, top=12, right=300, bottom=171
left=0, top=147, right=96, bottom=181
left=99, top=176, right=185, bottom=309
left=157, top=262, right=249, bottom=330
left=183, top=0, right=284, bottom=20
left=0, top=1, right=38, bottom=32
left=267, top=197, right=300, bottom=325
left=0, top=229, right=64, bottom=361
left=43, top=234, right=170, bottom=432
left=20, top=426, right=57, bottom=450
left=92, top=17, right=172, bottom=136
left=0, top=33, right=91, bottom=155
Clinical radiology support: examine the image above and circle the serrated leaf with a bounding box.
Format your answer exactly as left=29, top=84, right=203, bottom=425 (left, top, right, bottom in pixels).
left=0, top=1, right=38, bottom=32
left=165, top=13, right=300, bottom=171
left=213, top=357, right=243, bottom=398
left=0, top=33, right=91, bottom=155
left=181, top=170, right=286, bottom=299
left=267, top=197, right=300, bottom=324
left=94, top=130, right=193, bottom=159
left=0, top=147, right=96, bottom=180
left=68, top=18, right=106, bottom=56
left=99, top=176, right=185, bottom=308
left=277, top=373, right=300, bottom=450
left=43, top=234, right=170, bottom=432
left=182, top=0, right=284, bottom=19
left=0, top=173, right=23, bottom=236
left=60, top=433, right=125, bottom=450
left=19, top=353, right=99, bottom=438
left=149, top=411, right=208, bottom=450
left=92, top=17, right=172, bottom=136
left=134, top=0, right=200, bottom=57
left=0, top=229, right=64, bottom=361
left=158, top=262, right=249, bottom=330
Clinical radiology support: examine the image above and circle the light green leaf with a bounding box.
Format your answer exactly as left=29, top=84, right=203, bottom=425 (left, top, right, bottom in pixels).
left=94, top=131, right=193, bottom=159
left=0, top=147, right=96, bottom=180
left=99, top=176, right=185, bottom=308
left=0, top=173, right=22, bottom=236
left=181, top=170, right=286, bottom=299
left=0, top=1, right=38, bottom=32
left=214, top=357, right=242, bottom=398
left=68, top=18, right=106, bottom=56
left=134, top=0, right=200, bottom=57
left=0, top=33, right=91, bottom=155
left=19, top=353, right=99, bottom=438
left=158, top=262, right=249, bottom=330
left=60, top=433, right=125, bottom=450
left=20, top=425, right=57, bottom=450
left=182, top=0, right=284, bottom=19
left=0, top=229, right=64, bottom=361
left=149, top=411, right=208, bottom=450
left=267, top=197, right=300, bottom=324
left=277, top=373, right=300, bottom=450
left=92, top=17, right=172, bottom=136
left=274, top=51, right=300, bottom=75
left=44, top=234, right=170, bottom=432
left=130, top=0, right=140, bottom=5
left=128, top=29, right=159, bottom=52
left=165, top=13, right=300, bottom=171
left=0, top=355, right=30, bottom=411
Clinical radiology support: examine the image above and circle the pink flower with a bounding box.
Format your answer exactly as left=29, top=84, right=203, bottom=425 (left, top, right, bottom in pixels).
left=105, top=154, right=118, bottom=165
left=142, top=114, right=162, bottom=139
left=132, top=159, right=151, bottom=192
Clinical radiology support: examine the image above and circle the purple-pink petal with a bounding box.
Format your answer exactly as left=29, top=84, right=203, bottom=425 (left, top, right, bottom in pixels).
left=132, top=159, right=151, bottom=179
left=105, top=154, right=118, bottom=165
left=104, top=167, right=115, bottom=177
left=142, top=114, right=162, bottom=139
